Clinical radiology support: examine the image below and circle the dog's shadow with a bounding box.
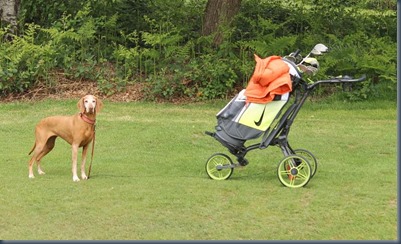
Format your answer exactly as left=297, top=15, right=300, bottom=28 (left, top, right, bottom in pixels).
left=87, top=173, right=135, bottom=179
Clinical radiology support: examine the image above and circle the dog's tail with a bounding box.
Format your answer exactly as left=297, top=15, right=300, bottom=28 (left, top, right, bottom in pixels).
left=28, top=143, right=36, bottom=155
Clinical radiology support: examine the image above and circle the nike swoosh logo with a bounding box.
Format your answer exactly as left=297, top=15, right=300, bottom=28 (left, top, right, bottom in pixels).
left=254, top=106, right=266, bottom=126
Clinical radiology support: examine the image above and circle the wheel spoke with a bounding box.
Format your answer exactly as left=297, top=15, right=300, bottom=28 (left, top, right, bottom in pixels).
left=211, top=159, right=220, bottom=165
left=289, top=176, right=296, bottom=186
left=297, top=171, right=308, bottom=180
left=295, top=163, right=309, bottom=180
left=208, top=167, right=218, bottom=174
left=279, top=169, right=289, bottom=174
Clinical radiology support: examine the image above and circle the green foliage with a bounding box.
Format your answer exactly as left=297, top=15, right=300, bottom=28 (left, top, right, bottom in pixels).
left=185, top=53, right=239, bottom=100
left=0, top=0, right=396, bottom=101
left=364, top=0, right=396, bottom=11
left=321, top=32, right=396, bottom=100
left=0, top=24, right=55, bottom=94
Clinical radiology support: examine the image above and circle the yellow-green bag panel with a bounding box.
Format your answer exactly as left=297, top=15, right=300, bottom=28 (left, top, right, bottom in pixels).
left=237, top=101, right=287, bottom=131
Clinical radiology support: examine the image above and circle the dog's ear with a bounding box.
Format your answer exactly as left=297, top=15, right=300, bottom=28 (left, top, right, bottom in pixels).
left=95, top=97, right=103, bottom=113
left=77, top=97, right=85, bottom=113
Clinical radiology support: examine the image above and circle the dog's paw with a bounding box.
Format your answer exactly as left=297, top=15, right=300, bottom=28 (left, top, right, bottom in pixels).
left=73, top=176, right=80, bottom=182
left=29, top=174, right=35, bottom=179
left=38, top=170, right=45, bottom=175
left=81, top=174, right=88, bottom=180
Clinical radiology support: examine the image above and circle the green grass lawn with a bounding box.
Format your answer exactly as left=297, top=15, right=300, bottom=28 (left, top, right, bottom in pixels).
left=0, top=98, right=397, bottom=240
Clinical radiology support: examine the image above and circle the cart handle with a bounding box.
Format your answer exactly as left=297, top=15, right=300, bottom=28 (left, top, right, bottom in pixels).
left=307, top=74, right=367, bottom=89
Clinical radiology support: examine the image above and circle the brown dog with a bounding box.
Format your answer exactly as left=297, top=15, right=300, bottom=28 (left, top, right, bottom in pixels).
left=28, top=95, right=103, bottom=181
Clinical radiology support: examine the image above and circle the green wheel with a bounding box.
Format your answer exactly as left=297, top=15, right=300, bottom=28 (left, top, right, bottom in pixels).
left=277, top=155, right=312, bottom=188
left=293, top=149, right=318, bottom=177
left=205, top=153, right=234, bottom=180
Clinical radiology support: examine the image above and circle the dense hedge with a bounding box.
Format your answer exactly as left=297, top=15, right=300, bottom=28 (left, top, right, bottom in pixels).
left=0, top=0, right=396, bottom=101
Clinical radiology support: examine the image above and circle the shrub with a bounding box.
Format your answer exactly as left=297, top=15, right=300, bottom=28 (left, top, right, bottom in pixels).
left=0, top=0, right=396, bottom=102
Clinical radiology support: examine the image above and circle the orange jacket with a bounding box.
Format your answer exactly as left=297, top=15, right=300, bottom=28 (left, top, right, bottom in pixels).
left=244, top=55, right=292, bottom=103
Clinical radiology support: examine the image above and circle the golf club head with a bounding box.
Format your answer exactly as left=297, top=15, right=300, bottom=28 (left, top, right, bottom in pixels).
left=297, top=64, right=319, bottom=76
left=303, top=57, right=319, bottom=68
left=284, top=52, right=303, bottom=64
left=310, top=43, right=329, bottom=56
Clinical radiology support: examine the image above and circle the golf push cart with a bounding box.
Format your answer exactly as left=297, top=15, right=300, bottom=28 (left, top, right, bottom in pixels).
left=205, top=43, right=366, bottom=188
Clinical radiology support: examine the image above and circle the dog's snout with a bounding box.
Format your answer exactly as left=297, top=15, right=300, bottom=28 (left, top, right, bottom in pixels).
left=84, top=96, right=97, bottom=113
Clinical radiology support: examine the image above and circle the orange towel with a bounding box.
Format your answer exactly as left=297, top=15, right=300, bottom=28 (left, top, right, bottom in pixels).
left=244, top=55, right=292, bottom=103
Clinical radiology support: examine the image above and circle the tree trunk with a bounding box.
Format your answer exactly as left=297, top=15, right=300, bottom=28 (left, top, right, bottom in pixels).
left=0, top=0, right=19, bottom=39
left=202, top=0, right=241, bottom=46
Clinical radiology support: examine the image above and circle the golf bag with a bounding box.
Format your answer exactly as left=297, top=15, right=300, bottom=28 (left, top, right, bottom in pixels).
left=213, top=59, right=301, bottom=153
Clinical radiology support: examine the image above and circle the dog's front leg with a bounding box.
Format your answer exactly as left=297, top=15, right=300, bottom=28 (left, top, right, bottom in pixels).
left=72, top=144, right=80, bottom=182
left=80, top=144, right=89, bottom=180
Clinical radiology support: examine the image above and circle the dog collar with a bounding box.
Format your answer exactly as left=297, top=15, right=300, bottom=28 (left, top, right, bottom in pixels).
left=80, top=113, right=96, bottom=125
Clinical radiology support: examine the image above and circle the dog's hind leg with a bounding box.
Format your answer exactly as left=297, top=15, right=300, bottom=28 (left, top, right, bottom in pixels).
left=28, top=154, right=37, bottom=178
left=28, top=136, right=57, bottom=178
left=28, top=142, right=37, bottom=178
left=28, top=143, right=45, bottom=178
left=36, top=136, right=57, bottom=175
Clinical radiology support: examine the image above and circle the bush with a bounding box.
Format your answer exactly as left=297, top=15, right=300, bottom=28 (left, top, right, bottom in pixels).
left=0, top=0, right=396, bottom=101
